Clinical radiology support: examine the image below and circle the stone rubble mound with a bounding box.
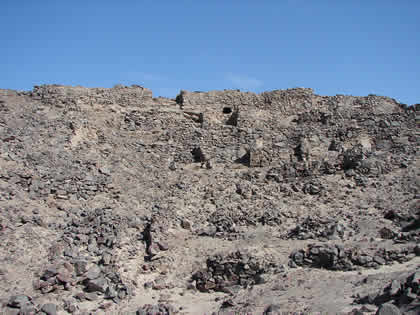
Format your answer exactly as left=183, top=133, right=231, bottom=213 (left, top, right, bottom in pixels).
left=289, top=243, right=418, bottom=271
left=354, top=270, right=420, bottom=314
left=0, top=85, right=418, bottom=314
left=284, top=215, right=348, bottom=240
left=192, top=250, right=280, bottom=293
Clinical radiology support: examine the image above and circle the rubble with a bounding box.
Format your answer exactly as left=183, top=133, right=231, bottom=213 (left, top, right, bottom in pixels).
left=289, top=244, right=417, bottom=271
left=192, top=250, right=278, bottom=293
left=354, top=270, right=420, bottom=314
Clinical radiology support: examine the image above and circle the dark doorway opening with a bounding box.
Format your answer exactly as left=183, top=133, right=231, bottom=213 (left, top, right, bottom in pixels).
left=223, top=107, right=232, bottom=114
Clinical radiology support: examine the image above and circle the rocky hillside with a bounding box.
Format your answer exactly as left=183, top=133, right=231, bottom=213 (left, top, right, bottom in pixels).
left=0, top=85, right=418, bottom=315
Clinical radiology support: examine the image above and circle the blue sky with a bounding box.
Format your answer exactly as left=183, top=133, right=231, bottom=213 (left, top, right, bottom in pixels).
left=1, top=1, right=419, bottom=104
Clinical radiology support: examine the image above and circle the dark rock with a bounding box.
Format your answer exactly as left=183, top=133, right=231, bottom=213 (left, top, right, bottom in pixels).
left=191, top=147, right=207, bottom=163
left=181, top=219, right=192, bottom=230
left=41, top=266, right=59, bottom=280
left=414, top=244, right=420, bottom=256
left=73, top=260, right=88, bottom=276
left=101, top=252, right=112, bottom=265
left=85, top=276, right=108, bottom=293
left=379, top=228, right=395, bottom=239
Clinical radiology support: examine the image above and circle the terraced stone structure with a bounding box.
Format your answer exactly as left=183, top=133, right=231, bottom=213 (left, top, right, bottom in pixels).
left=0, top=85, right=418, bottom=314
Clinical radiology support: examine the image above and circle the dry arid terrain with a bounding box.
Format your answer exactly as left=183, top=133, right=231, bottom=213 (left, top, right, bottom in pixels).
left=0, top=85, right=418, bottom=315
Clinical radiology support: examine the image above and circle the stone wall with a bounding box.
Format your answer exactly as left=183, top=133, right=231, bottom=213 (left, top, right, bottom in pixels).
left=29, top=84, right=154, bottom=108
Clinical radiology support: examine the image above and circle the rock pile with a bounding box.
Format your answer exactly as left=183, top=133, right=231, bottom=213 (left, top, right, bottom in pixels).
left=289, top=244, right=417, bottom=271
left=285, top=216, right=348, bottom=240
left=136, top=303, right=176, bottom=315
left=192, top=251, right=275, bottom=293
left=354, top=270, right=420, bottom=314
left=1, top=294, right=58, bottom=315
left=28, top=207, right=137, bottom=309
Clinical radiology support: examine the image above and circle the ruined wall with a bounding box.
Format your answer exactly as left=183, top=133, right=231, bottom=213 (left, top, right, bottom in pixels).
left=174, top=87, right=410, bottom=168
left=29, top=84, right=154, bottom=108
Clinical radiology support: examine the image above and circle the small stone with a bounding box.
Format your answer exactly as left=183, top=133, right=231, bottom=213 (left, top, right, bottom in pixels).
left=19, top=304, right=37, bottom=315
left=41, top=266, right=59, bottom=280
left=360, top=304, right=377, bottom=312
left=414, top=244, right=420, bottom=256
left=41, top=303, right=57, bottom=315
left=144, top=281, right=154, bottom=289
left=62, top=262, right=74, bottom=273
left=40, top=284, right=56, bottom=294
left=387, top=280, right=401, bottom=296
left=379, top=228, right=394, bottom=239
left=197, top=225, right=217, bottom=236
left=84, top=292, right=98, bottom=301
left=408, top=271, right=420, bottom=287
left=87, top=243, right=98, bottom=253
left=56, top=272, right=72, bottom=284
left=205, top=160, right=212, bottom=169
left=402, top=287, right=417, bottom=302
left=168, top=161, right=177, bottom=171
left=375, top=303, right=401, bottom=315
left=85, top=276, right=108, bottom=293
left=263, top=303, right=282, bottom=314
left=84, top=265, right=101, bottom=280
left=357, top=255, right=373, bottom=265
left=105, top=286, right=118, bottom=299
left=66, top=304, right=77, bottom=313
left=101, top=252, right=112, bottom=265
left=8, top=295, right=30, bottom=308
left=373, top=256, right=386, bottom=265
left=74, top=292, right=86, bottom=301
left=153, top=278, right=167, bottom=290
left=99, top=167, right=111, bottom=175
left=157, top=241, right=169, bottom=251
left=73, top=260, right=88, bottom=276
left=181, top=219, right=192, bottom=230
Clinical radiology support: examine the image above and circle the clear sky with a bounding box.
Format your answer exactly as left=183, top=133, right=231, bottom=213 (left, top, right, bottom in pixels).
left=1, top=1, right=419, bottom=104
